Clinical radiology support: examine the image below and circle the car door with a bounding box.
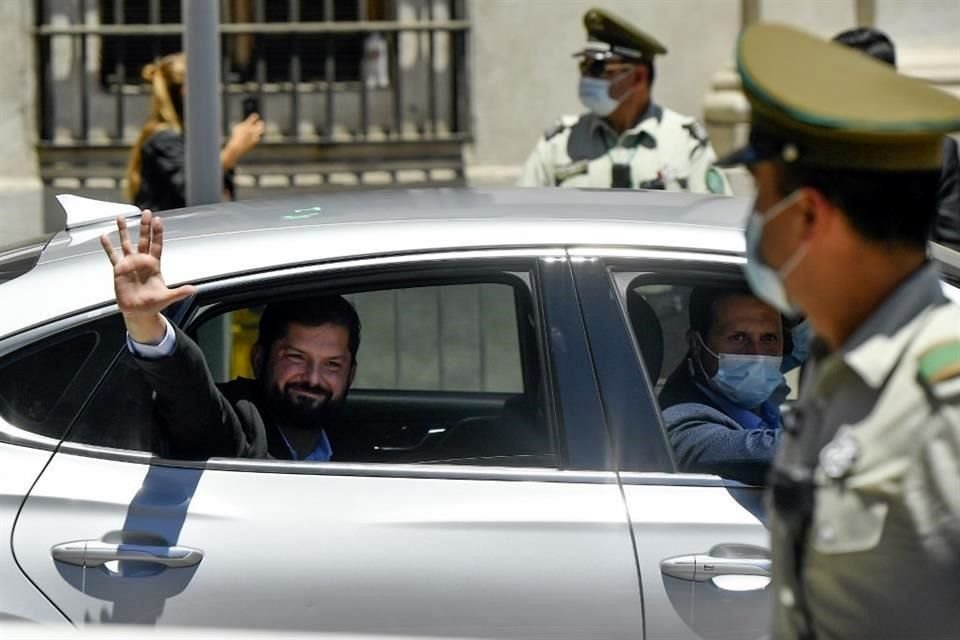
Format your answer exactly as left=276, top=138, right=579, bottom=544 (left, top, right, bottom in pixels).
left=570, top=248, right=772, bottom=640
left=11, top=250, right=646, bottom=638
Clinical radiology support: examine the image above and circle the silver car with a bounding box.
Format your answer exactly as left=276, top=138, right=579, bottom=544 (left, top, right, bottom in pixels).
left=2, top=188, right=958, bottom=639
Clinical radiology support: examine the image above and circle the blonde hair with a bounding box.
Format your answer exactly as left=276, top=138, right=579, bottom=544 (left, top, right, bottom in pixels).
left=124, top=53, right=186, bottom=202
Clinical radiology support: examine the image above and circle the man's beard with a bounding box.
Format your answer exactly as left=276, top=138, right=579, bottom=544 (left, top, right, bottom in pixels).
left=261, top=381, right=346, bottom=430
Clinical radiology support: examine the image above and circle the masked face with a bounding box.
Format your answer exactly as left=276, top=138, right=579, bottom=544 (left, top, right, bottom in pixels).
left=697, top=335, right=785, bottom=408
left=578, top=68, right=636, bottom=117
left=743, top=189, right=807, bottom=316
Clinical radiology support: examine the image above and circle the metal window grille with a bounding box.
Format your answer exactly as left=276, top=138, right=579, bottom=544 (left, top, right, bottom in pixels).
left=34, top=0, right=471, bottom=197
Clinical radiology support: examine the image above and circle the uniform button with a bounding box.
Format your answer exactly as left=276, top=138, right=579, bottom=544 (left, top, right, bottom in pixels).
left=819, top=429, right=859, bottom=479
left=779, top=587, right=795, bottom=608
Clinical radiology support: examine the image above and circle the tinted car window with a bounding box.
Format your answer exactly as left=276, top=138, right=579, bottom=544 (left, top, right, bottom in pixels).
left=0, top=314, right=125, bottom=441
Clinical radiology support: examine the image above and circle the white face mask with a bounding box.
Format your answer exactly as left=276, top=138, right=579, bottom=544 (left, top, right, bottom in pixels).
left=743, top=190, right=807, bottom=316
left=578, top=70, right=635, bottom=117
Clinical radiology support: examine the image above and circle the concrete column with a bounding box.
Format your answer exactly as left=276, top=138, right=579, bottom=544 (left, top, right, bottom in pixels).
left=0, top=2, right=43, bottom=244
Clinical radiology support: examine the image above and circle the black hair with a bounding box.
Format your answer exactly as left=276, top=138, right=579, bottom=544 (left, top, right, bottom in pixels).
left=688, top=285, right=793, bottom=354
left=256, top=295, right=361, bottom=359
left=688, top=285, right=758, bottom=337
left=777, top=164, right=940, bottom=250
left=832, top=27, right=897, bottom=68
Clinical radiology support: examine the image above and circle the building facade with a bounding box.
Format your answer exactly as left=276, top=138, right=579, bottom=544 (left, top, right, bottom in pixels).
left=1, top=0, right=958, bottom=244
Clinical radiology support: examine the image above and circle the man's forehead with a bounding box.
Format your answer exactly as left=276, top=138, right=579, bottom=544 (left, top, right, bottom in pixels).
left=713, top=295, right=781, bottom=327
left=279, top=322, right=350, bottom=347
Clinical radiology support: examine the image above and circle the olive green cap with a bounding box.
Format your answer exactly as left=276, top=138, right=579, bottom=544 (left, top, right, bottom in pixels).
left=718, top=23, right=960, bottom=170
left=577, top=7, right=667, bottom=62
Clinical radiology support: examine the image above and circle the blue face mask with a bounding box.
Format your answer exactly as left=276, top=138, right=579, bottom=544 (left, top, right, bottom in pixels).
left=781, top=318, right=811, bottom=373
left=698, top=335, right=785, bottom=409
left=743, top=190, right=807, bottom=317
left=578, top=71, right=635, bottom=117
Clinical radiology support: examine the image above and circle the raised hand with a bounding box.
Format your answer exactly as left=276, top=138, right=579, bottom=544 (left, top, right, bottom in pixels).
left=100, top=210, right=196, bottom=344
left=222, top=114, right=265, bottom=170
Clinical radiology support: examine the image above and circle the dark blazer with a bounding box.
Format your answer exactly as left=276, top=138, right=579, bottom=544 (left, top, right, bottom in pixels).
left=133, top=327, right=347, bottom=461
left=658, top=358, right=781, bottom=486
left=935, top=136, right=960, bottom=249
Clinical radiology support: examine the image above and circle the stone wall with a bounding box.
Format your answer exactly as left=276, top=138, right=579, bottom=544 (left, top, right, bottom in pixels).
left=0, top=2, right=43, bottom=244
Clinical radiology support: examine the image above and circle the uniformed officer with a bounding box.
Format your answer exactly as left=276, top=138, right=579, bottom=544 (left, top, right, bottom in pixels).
left=717, top=24, right=960, bottom=640
left=517, top=7, right=731, bottom=194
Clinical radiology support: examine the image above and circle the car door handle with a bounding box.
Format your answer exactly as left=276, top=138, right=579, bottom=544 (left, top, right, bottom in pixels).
left=661, top=544, right=770, bottom=582
left=52, top=540, right=203, bottom=569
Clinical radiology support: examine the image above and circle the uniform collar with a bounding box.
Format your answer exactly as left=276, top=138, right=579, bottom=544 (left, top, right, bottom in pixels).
left=590, top=102, right=663, bottom=140
left=824, top=262, right=947, bottom=389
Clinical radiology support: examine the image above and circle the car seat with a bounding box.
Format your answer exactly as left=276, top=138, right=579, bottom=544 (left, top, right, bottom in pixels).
left=626, top=290, right=664, bottom=384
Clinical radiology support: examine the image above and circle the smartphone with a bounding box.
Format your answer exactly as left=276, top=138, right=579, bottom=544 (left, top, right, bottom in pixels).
left=242, top=95, right=260, bottom=120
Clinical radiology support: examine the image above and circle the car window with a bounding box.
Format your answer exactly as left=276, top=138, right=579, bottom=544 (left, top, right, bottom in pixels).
left=200, top=284, right=523, bottom=393
left=0, top=314, right=125, bottom=443
left=67, top=273, right=556, bottom=468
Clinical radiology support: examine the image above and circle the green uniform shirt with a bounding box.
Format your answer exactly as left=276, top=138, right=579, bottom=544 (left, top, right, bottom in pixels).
left=518, top=103, right=731, bottom=195
left=769, top=263, right=960, bottom=640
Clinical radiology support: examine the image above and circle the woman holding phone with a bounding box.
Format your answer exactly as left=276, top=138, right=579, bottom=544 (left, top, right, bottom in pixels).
left=125, top=52, right=264, bottom=211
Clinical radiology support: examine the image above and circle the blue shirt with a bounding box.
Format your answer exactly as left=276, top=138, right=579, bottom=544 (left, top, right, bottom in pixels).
left=277, top=428, right=333, bottom=462
left=693, top=380, right=782, bottom=431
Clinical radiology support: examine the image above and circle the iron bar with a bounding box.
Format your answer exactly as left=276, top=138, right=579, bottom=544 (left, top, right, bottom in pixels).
left=427, top=0, right=437, bottom=136
left=36, top=0, right=53, bottom=142
left=323, top=0, right=335, bottom=141
left=79, top=0, right=90, bottom=142
left=254, top=0, right=265, bottom=129
left=288, top=0, right=301, bottom=139
left=112, top=0, right=125, bottom=142
left=390, top=31, right=402, bottom=139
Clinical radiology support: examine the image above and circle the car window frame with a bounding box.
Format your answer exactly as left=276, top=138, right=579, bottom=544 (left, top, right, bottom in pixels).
left=568, top=247, right=752, bottom=475
left=189, top=272, right=534, bottom=395
left=41, top=248, right=615, bottom=475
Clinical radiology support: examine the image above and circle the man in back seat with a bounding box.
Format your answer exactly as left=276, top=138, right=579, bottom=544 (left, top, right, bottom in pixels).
left=658, top=286, right=788, bottom=485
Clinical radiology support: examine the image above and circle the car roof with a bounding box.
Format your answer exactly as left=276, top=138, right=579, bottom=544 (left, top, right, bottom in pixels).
left=2, top=188, right=750, bottom=340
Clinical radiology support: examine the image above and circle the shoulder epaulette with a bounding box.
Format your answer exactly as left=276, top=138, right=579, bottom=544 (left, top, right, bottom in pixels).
left=918, top=339, right=960, bottom=387
left=543, top=122, right=567, bottom=141
left=544, top=115, right=579, bottom=141
left=682, top=121, right=709, bottom=147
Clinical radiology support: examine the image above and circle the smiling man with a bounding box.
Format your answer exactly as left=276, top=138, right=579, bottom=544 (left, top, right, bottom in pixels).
left=100, top=211, right=360, bottom=461
left=659, top=286, right=787, bottom=485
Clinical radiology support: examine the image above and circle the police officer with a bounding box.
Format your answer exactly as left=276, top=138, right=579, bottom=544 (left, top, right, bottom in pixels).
left=518, top=7, right=730, bottom=194
left=717, top=24, right=960, bottom=640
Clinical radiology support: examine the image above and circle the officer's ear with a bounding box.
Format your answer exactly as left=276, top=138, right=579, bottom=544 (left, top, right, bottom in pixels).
left=791, top=185, right=841, bottom=248
left=633, top=64, right=649, bottom=87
